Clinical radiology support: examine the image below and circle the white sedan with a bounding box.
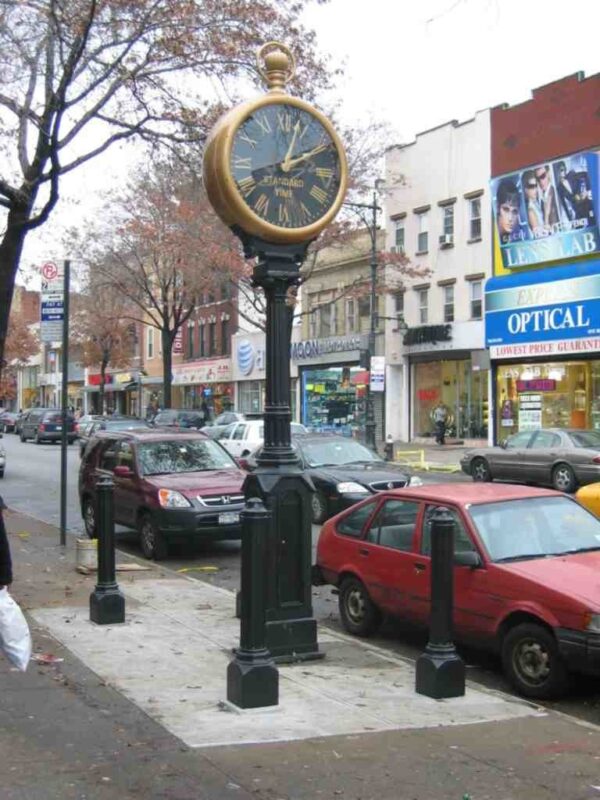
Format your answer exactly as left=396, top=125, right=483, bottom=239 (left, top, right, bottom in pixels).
left=217, top=419, right=308, bottom=458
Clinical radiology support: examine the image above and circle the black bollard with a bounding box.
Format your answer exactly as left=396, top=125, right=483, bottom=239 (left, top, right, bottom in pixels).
left=227, top=497, right=278, bottom=709
left=415, top=506, right=465, bottom=699
left=90, top=474, right=125, bottom=625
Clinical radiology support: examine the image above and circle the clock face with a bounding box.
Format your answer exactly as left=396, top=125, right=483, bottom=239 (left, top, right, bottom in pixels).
left=230, top=103, right=342, bottom=229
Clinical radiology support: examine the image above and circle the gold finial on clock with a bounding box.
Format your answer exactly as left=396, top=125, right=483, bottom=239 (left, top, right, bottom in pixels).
left=256, top=42, right=296, bottom=93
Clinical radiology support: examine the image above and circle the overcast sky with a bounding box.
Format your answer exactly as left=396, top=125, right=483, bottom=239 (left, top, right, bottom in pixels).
left=22, top=0, right=599, bottom=281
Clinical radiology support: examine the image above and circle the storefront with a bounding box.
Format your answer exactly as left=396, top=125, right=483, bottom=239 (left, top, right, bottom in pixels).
left=292, top=334, right=374, bottom=438
left=400, top=322, right=489, bottom=442
left=485, top=258, right=600, bottom=441
left=232, top=331, right=299, bottom=419
left=172, top=358, right=234, bottom=417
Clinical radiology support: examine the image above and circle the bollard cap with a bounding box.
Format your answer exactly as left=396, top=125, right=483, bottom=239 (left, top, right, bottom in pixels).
left=429, top=506, right=455, bottom=527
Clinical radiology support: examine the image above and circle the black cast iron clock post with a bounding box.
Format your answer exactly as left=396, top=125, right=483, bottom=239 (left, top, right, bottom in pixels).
left=203, top=42, right=348, bottom=707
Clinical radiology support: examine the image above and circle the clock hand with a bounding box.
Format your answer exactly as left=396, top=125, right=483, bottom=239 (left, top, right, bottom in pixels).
left=281, top=143, right=329, bottom=172
left=281, top=121, right=301, bottom=170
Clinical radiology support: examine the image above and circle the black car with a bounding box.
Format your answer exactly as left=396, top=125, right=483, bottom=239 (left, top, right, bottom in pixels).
left=152, top=409, right=206, bottom=430
left=245, top=434, right=423, bottom=524
left=79, top=416, right=151, bottom=456
left=19, top=408, right=76, bottom=444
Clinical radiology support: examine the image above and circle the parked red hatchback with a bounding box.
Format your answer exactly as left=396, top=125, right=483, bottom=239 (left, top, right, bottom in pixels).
left=79, top=430, right=245, bottom=560
left=314, top=483, right=600, bottom=699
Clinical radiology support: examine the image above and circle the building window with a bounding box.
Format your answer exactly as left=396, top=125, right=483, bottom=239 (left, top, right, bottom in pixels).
left=186, top=322, right=194, bottom=359
left=309, top=305, right=318, bottom=338
left=346, top=299, right=356, bottom=333
left=220, top=281, right=230, bottom=300
left=208, top=322, right=216, bottom=355
left=394, top=291, right=404, bottom=317
left=416, top=211, right=429, bottom=253
left=207, top=291, right=215, bottom=304
left=470, top=280, right=482, bottom=319
left=443, top=285, right=454, bottom=323
left=331, top=301, right=339, bottom=335
left=394, top=222, right=405, bottom=253
left=199, top=323, right=206, bottom=357
left=147, top=327, right=154, bottom=359
left=442, top=206, right=454, bottom=237
left=319, top=304, right=332, bottom=337
left=469, top=197, right=482, bottom=240
left=418, top=289, right=428, bottom=324
left=221, top=318, right=229, bottom=355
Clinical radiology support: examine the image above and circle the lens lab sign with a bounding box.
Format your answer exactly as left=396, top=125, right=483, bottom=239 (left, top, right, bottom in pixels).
left=40, top=261, right=64, bottom=342
left=485, top=258, right=600, bottom=358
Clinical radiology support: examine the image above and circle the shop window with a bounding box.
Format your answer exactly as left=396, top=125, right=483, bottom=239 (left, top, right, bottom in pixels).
left=443, top=285, right=454, bottom=323
left=469, top=197, right=482, bottom=240
left=238, top=381, right=262, bottom=414
left=470, top=280, right=482, bottom=320
left=416, top=211, right=429, bottom=253
left=346, top=299, right=357, bottom=333
left=418, top=289, right=428, bottom=324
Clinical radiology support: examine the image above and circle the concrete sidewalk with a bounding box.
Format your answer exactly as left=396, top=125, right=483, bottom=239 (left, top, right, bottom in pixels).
left=392, top=443, right=472, bottom=473
left=2, top=509, right=600, bottom=799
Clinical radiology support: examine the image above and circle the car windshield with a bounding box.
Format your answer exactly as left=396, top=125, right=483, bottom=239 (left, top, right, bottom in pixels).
left=154, top=411, right=178, bottom=422
left=568, top=430, right=600, bottom=448
left=300, top=439, right=381, bottom=467
left=103, top=420, right=149, bottom=431
left=137, top=438, right=237, bottom=475
left=468, top=496, right=600, bottom=562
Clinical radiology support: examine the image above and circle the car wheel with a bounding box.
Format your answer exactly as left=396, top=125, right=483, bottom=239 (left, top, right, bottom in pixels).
left=138, top=514, right=168, bottom=561
left=311, top=491, right=329, bottom=524
left=82, top=497, right=97, bottom=538
left=0, top=470, right=5, bottom=478
left=34, top=432, right=43, bottom=444
left=471, top=457, right=492, bottom=482
left=552, top=463, right=576, bottom=493
left=501, top=622, right=569, bottom=699
left=338, top=576, right=381, bottom=637
left=20, top=432, right=26, bottom=442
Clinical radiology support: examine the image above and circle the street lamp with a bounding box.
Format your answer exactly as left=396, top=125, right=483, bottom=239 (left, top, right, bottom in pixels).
left=344, top=185, right=383, bottom=451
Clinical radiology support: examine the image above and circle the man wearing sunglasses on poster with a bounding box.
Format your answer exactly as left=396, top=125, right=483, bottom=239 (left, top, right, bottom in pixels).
left=535, top=164, right=560, bottom=229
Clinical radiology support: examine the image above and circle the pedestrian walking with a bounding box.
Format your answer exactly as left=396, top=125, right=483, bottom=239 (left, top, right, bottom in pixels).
left=433, top=402, right=448, bottom=446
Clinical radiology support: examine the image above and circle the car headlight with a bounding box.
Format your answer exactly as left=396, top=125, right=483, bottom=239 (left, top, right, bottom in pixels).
left=158, top=489, right=192, bottom=508
left=409, top=476, right=423, bottom=487
left=585, top=613, right=600, bottom=633
left=336, top=481, right=369, bottom=494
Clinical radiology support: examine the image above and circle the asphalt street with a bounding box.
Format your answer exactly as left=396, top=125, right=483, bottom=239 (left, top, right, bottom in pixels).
left=3, top=429, right=600, bottom=726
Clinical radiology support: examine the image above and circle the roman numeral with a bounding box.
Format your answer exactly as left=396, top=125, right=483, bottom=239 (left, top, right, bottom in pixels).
left=278, top=203, right=290, bottom=225
left=254, top=194, right=269, bottom=216
left=238, top=131, right=257, bottom=147
left=316, top=167, right=334, bottom=184
left=277, top=112, right=293, bottom=132
left=299, top=202, right=312, bottom=225
left=238, top=176, right=255, bottom=197
left=310, top=185, right=328, bottom=205
left=233, top=155, right=252, bottom=170
left=254, top=113, right=272, bottom=134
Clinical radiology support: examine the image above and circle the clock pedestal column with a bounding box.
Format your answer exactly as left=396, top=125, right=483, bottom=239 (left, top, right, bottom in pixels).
left=238, top=233, right=321, bottom=663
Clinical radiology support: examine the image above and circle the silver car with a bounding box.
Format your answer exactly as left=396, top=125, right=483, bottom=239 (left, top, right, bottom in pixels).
left=460, top=428, right=600, bottom=493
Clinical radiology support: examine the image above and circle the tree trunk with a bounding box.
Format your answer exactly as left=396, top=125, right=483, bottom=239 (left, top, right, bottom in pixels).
left=0, top=203, right=32, bottom=362
left=162, top=328, right=173, bottom=409
left=99, top=356, right=108, bottom=414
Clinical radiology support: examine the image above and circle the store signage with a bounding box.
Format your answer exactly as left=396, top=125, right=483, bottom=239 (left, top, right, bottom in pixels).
left=173, top=329, right=183, bottom=354
left=291, top=335, right=362, bottom=361
left=88, top=373, right=112, bottom=385
left=518, top=394, right=542, bottom=431
left=115, top=373, right=132, bottom=384
left=486, top=258, right=600, bottom=358
left=516, top=379, right=555, bottom=392
left=236, top=339, right=265, bottom=376
left=40, top=261, right=64, bottom=343
left=172, top=358, right=232, bottom=385
left=490, top=337, right=600, bottom=359
left=492, top=150, right=599, bottom=270
left=403, top=325, right=452, bottom=347
left=370, top=356, right=385, bottom=392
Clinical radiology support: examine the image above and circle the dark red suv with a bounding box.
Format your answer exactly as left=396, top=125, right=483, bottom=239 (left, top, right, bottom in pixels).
left=79, top=429, right=246, bottom=560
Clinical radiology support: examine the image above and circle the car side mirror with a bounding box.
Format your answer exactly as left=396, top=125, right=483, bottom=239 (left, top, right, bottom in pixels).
left=113, top=465, right=134, bottom=478
left=454, top=551, right=482, bottom=568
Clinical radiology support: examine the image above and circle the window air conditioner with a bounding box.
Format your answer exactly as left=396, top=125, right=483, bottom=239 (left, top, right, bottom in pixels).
left=439, top=234, right=454, bottom=246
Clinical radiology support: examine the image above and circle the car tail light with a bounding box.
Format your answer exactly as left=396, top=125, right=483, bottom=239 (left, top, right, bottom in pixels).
left=38, top=423, right=45, bottom=431
left=593, top=456, right=600, bottom=464
left=75, top=423, right=80, bottom=434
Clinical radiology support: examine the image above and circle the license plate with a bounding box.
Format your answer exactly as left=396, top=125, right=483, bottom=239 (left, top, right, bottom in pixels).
left=55, top=426, right=62, bottom=431
left=219, top=512, right=240, bottom=525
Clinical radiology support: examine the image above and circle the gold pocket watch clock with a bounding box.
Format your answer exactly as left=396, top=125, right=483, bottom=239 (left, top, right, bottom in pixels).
left=203, top=42, right=348, bottom=245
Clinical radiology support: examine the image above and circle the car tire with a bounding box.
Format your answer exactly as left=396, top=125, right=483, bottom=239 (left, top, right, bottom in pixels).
left=552, top=463, right=576, bottom=493
left=471, top=457, right=492, bottom=482
left=82, top=497, right=97, bottom=538
left=138, top=514, right=168, bottom=561
left=501, top=622, right=569, bottom=699
left=0, top=470, right=5, bottom=478
left=20, top=432, right=26, bottom=442
left=311, top=491, right=329, bottom=524
left=34, top=432, right=43, bottom=445
left=338, top=576, right=382, bottom=637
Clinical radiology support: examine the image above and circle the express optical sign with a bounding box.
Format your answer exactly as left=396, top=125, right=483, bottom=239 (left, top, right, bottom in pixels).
left=485, top=259, right=600, bottom=352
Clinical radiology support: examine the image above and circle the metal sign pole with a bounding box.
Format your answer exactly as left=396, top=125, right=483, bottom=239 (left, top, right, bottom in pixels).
left=60, top=259, right=70, bottom=547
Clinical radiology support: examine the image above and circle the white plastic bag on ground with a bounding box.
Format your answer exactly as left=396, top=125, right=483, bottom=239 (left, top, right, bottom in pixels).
left=0, top=587, right=32, bottom=671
